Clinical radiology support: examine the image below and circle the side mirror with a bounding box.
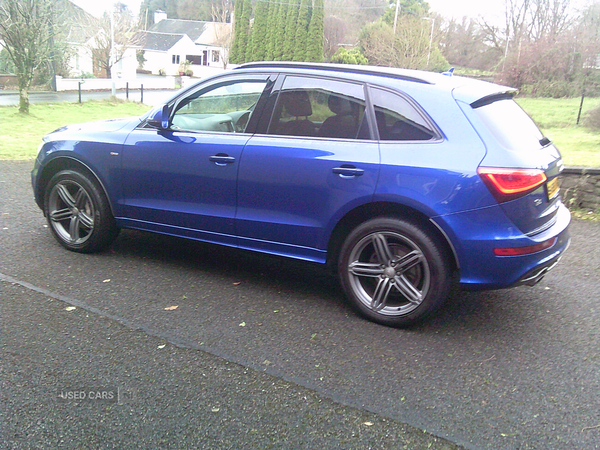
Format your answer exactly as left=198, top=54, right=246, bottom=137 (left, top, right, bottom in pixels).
left=147, top=104, right=170, bottom=130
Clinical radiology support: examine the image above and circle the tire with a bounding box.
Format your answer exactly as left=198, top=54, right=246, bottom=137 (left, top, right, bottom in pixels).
left=338, top=217, right=451, bottom=327
left=44, top=169, right=119, bottom=253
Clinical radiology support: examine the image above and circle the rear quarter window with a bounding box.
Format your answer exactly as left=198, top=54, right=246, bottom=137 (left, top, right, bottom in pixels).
left=370, top=87, right=437, bottom=141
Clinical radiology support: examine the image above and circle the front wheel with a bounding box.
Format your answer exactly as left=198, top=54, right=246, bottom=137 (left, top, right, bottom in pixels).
left=44, top=169, right=119, bottom=253
left=338, top=217, right=451, bottom=327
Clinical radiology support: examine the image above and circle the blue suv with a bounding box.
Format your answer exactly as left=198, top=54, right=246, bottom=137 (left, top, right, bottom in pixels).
left=31, top=63, right=571, bottom=327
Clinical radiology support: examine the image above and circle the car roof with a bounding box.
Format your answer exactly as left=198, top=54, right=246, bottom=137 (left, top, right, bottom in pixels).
left=235, top=61, right=517, bottom=106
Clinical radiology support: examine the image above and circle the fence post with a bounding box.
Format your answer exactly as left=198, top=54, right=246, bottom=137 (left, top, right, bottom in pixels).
left=577, top=88, right=585, bottom=125
left=126, top=82, right=129, bottom=100
left=78, top=82, right=82, bottom=103
left=141, top=84, right=144, bottom=104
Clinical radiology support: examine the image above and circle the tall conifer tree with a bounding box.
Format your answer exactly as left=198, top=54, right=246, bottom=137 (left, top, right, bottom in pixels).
left=264, top=0, right=279, bottom=60
left=229, top=0, right=244, bottom=63
left=249, top=0, right=269, bottom=61
left=282, top=0, right=300, bottom=60
left=293, top=0, right=311, bottom=61
left=306, top=0, right=325, bottom=62
left=271, top=1, right=287, bottom=60
left=231, top=0, right=252, bottom=63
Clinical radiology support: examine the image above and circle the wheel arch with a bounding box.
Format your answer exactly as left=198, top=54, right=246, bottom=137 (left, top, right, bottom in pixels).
left=36, top=157, right=115, bottom=217
left=326, top=201, right=459, bottom=273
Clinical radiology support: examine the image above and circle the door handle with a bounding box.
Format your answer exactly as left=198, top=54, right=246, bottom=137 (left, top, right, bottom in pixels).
left=209, top=154, right=236, bottom=166
left=332, top=166, right=364, bottom=178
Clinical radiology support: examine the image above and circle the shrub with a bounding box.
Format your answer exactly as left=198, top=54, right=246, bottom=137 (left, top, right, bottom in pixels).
left=583, top=106, right=600, bottom=131
left=330, top=47, right=368, bottom=65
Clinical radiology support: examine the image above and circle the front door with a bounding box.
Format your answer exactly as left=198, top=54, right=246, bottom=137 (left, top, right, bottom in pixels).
left=120, top=76, right=269, bottom=246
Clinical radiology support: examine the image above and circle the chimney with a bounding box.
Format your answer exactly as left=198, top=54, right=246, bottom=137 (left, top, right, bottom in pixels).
left=154, top=9, right=167, bottom=24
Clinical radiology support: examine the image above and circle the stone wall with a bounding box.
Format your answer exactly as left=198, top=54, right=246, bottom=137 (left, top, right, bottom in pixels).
left=560, top=167, right=600, bottom=210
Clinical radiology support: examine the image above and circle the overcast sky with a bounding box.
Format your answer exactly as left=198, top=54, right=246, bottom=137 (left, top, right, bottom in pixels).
left=71, top=0, right=591, bottom=25
left=426, top=0, right=504, bottom=22
left=73, top=0, right=504, bottom=21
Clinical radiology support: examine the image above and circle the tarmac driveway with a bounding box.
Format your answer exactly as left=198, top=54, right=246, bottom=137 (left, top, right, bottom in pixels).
left=1, top=160, right=599, bottom=449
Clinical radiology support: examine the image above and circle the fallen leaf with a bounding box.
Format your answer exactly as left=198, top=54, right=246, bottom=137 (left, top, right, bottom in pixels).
left=239, top=322, right=246, bottom=327
left=157, top=344, right=166, bottom=349
left=212, top=407, right=220, bottom=412
left=164, top=305, right=179, bottom=311
left=65, top=306, right=76, bottom=312
left=233, top=282, right=241, bottom=285
left=363, top=422, right=374, bottom=426
left=103, top=279, right=111, bottom=283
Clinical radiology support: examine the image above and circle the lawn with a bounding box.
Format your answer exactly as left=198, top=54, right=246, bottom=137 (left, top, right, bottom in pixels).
left=516, top=97, right=600, bottom=167
left=1, top=96, right=599, bottom=167
left=0, top=100, right=152, bottom=160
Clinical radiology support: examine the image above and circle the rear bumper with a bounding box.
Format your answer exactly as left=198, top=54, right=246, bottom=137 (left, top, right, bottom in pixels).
left=515, top=251, right=566, bottom=286
left=433, top=201, right=571, bottom=290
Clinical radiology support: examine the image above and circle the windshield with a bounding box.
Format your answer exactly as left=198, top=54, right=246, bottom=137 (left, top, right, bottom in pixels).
left=473, top=98, right=545, bottom=152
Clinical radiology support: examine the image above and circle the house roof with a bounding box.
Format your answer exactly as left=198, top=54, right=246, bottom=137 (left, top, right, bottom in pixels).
left=149, top=19, right=209, bottom=42
left=64, top=0, right=99, bottom=44
left=132, top=31, right=187, bottom=52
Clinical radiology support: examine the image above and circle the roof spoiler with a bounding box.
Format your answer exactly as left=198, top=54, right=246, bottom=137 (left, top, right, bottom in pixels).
left=470, top=91, right=517, bottom=109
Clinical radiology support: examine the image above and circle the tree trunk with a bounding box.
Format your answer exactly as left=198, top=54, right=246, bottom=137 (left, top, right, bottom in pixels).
left=18, top=87, right=30, bottom=114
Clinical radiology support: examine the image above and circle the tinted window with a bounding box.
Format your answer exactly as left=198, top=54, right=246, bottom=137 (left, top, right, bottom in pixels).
left=473, top=98, right=544, bottom=152
left=171, top=80, right=267, bottom=133
left=371, top=87, right=436, bottom=141
left=268, top=76, right=368, bottom=139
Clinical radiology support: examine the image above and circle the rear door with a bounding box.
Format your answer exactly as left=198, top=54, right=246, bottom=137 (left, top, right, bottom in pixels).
left=235, top=75, right=380, bottom=263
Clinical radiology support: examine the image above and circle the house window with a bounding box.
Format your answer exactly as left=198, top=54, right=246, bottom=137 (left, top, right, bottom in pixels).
left=172, top=55, right=180, bottom=64
left=186, top=55, right=202, bottom=65
left=212, top=51, right=220, bottom=63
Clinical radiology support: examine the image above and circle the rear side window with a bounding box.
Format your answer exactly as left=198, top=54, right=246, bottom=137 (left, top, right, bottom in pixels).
left=370, top=87, right=436, bottom=141
left=267, top=76, right=368, bottom=140
left=472, top=98, right=544, bottom=152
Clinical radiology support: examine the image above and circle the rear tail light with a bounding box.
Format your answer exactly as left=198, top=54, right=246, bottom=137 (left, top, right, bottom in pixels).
left=478, top=167, right=547, bottom=203
left=494, top=237, right=557, bottom=256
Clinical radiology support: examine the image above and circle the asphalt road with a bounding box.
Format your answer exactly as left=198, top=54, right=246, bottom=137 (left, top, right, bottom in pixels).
left=1, top=160, right=599, bottom=449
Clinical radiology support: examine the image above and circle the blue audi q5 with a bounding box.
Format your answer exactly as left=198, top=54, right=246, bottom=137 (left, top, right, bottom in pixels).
left=32, top=63, right=571, bottom=327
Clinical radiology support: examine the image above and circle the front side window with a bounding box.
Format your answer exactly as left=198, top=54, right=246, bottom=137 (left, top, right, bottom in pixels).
left=371, top=87, right=436, bottom=141
left=171, top=80, right=268, bottom=133
left=267, top=76, right=368, bottom=139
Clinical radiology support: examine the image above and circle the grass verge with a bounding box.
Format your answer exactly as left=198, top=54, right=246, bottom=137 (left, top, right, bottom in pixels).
left=516, top=97, right=600, bottom=167
left=0, top=100, right=152, bottom=160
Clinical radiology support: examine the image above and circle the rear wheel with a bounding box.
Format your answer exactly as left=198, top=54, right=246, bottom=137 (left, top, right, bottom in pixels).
left=338, top=217, right=451, bottom=327
left=44, top=170, right=119, bottom=253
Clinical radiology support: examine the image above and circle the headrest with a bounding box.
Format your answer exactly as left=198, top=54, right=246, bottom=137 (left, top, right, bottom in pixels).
left=281, top=90, right=312, bottom=117
left=328, top=95, right=352, bottom=115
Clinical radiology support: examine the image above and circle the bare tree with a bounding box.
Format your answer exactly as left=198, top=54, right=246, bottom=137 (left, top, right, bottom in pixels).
left=324, top=15, right=347, bottom=60
left=0, top=0, right=58, bottom=113
left=211, top=0, right=232, bottom=68
left=86, top=3, right=138, bottom=78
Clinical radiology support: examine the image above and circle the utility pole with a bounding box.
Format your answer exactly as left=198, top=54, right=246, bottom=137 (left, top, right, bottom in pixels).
left=393, top=0, right=400, bottom=34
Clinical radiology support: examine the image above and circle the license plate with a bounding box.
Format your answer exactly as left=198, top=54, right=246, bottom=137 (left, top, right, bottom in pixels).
left=546, top=177, right=559, bottom=200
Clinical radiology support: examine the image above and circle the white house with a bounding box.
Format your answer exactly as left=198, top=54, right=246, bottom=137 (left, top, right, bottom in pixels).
left=132, top=12, right=232, bottom=76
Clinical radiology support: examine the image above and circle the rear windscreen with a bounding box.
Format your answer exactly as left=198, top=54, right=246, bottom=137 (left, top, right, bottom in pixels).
left=473, top=98, right=544, bottom=152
